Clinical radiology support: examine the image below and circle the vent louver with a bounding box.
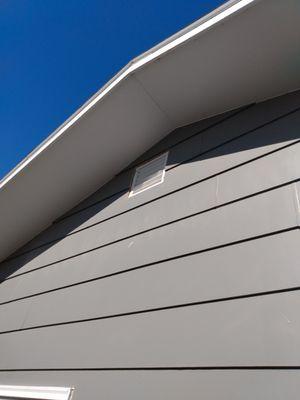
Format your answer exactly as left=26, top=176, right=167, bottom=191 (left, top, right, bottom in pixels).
left=129, top=152, right=168, bottom=197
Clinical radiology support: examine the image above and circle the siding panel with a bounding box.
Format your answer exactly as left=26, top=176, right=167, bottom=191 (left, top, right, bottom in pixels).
left=1, top=370, right=300, bottom=400
left=9, top=90, right=300, bottom=259
left=2, top=291, right=300, bottom=368
left=0, top=230, right=298, bottom=332
left=1, top=141, right=299, bottom=303
left=1, top=182, right=298, bottom=284
left=2, top=109, right=300, bottom=278
left=0, top=185, right=298, bottom=332
left=0, top=91, right=300, bottom=398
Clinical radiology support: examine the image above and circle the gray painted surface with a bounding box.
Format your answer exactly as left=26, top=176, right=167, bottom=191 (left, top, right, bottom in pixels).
left=0, top=231, right=299, bottom=332
left=1, top=370, right=300, bottom=400
left=0, top=91, right=300, bottom=398
left=10, top=88, right=300, bottom=257
left=3, top=291, right=300, bottom=368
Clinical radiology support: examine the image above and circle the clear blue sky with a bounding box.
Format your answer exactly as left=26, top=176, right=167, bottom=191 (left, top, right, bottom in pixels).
left=0, top=0, right=225, bottom=180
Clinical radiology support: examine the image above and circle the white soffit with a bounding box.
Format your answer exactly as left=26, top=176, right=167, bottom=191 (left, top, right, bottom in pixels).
left=0, top=0, right=299, bottom=261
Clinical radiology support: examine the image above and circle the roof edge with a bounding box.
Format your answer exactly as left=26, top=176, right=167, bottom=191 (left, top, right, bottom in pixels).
left=0, top=0, right=257, bottom=191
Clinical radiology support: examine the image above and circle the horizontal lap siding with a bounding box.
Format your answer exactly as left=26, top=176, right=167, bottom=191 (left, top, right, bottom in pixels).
left=3, top=108, right=300, bottom=278
left=8, top=89, right=300, bottom=258
left=0, top=90, right=300, bottom=399
left=1, top=370, right=300, bottom=400
left=2, top=291, right=300, bottom=368
left=0, top=179, right=298, bottom=288
left=0, top=230, right=299, bottom=332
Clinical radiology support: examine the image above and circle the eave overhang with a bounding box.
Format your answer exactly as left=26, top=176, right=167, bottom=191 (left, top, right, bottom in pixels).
left=0, top=0, right=300, bottom=261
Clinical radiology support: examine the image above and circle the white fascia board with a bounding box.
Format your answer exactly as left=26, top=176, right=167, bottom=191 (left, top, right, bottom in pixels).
left=0, top=385, right=73, bottom=400
left=0, top=0, right=256, bottom=191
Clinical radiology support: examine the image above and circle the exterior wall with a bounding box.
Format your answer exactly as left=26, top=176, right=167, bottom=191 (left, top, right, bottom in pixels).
left=0, top=89, right=300, bottom=399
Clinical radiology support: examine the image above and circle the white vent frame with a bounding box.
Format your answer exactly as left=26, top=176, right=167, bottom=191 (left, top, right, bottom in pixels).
left=129, top=152, right=169, bottom=197
left=0, top=385, right=73, bottom=400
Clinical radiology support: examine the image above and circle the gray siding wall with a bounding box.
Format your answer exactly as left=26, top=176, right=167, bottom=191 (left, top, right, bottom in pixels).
left=0, top=90, right=300, bottom=399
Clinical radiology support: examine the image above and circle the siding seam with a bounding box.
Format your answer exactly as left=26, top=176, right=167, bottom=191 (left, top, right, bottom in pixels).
left=4, top=136, right=300, bottom=265
left=1, top=227, right=298, bottom=304
left=2, top=179, right=299, bottom=281
left=292, top=182, right=300, bottom=226
left=1, top=274, right=300, bottom=336
left=54, top=104, right=299, bottom=225
left=1, top=366, right=300, bottom=371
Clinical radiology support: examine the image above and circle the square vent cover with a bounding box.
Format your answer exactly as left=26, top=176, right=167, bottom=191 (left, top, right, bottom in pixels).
left=129, top=152, right=168, bottom=197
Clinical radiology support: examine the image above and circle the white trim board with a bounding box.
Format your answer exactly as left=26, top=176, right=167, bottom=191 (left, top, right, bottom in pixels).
left=0, top=385, right=73, bottom=400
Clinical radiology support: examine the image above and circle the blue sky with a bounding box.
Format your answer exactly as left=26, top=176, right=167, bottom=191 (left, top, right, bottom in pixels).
left=0, top=0, right=225, bottom=180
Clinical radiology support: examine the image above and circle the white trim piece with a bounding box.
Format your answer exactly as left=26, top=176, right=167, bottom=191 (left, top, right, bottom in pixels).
left=0, top=385, right=73, bottom=400
left=129, top=152, right=168, bottom=197
left=0, top=0, right=256, bottom=191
